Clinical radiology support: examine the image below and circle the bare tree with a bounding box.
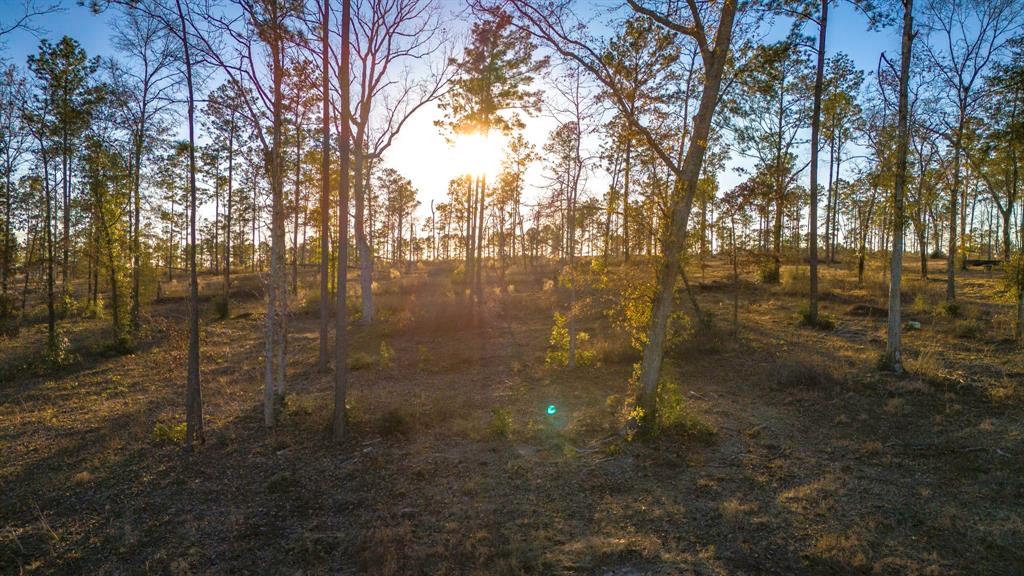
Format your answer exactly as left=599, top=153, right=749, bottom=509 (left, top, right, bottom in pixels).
left=110, top=8, right=179, bottom=333
left=341, top=0, right=453, bottom=324
left=193, top=0, right=302, bottom=427
left=920, top=0, right=1023, bottom=302
left=0, top=0, right=62, bottom=43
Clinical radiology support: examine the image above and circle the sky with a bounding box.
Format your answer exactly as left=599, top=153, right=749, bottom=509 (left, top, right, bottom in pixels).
left=1, top=0, right=902, bottom=219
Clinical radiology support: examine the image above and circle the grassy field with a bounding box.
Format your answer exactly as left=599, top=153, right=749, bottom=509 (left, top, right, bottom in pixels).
left=2, top=256, right=1022, bottom=575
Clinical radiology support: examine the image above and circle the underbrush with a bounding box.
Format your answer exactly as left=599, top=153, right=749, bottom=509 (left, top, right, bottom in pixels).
left=773, top=358, right=843, bottom=390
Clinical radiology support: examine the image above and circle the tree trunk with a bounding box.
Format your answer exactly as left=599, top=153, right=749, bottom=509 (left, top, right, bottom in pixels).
left=333, top=0, right=352, bottom=440
left=177, top=0, right=204, bottom=449
left=318, top=0, right=331, bottom=372
left=807, top=0, right=827, bottom=324
left=635, top=2, right=736, bottom=429
left=885, top=0, right=913, bottom=373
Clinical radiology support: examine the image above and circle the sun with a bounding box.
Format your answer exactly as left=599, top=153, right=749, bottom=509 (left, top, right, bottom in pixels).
left=451, top=131, right=505, bottom=179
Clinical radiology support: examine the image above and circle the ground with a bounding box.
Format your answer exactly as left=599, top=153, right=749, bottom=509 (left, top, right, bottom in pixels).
left=1, top=257, right=1022, bottom=575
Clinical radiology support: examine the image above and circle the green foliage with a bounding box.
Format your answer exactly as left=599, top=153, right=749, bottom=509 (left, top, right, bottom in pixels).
left=348, top=352, right=376, bottom=371
left=940, top=302, right=960, bottom=317
left=58, top=290, right=79, bottom=319
left=544, top=311, right=594, bottom=367
left=759, top=262, right=780, bottom=284
left=1003, top=254, right=1024, bottom=297
left=487, top=407, right=513, bottom=439
left=451, top=263, right=466, bottom=285
left=439, top=9, right=547, bottom=135
left=656, top=379, right=716, bottom=441
left=954, top=319, right=986, bottom=340
left=43, top=330, right=76, bottom=369
left=378, top=341, right=395, bottom=369
left=152, top=422, right=186, bottom=445
left=609, top=271, right=654, bottom=352
left=82, top=294, right=106, bottom=320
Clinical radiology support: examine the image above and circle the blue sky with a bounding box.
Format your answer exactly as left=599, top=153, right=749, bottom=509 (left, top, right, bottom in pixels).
left=1, top=0, right=903, bottom=214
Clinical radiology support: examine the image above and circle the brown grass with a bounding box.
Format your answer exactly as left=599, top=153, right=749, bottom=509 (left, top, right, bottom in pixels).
left=2, top=258, right=1023, bottom=574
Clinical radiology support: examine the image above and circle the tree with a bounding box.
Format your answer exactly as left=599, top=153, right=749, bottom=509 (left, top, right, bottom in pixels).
left=24, top=80, right=58, bottom=354
left=205, top=80, right=249, bottom=314
left=195, top=0, right=303, bottom=427
left=920, top=0, right=1023, bottom=302
left=27, top=36, right=101, bottom=292
left=0, top=65, right=30, bottom=297
left=600, top=16, right=680, bottom=263
left=439, top=7, right=546, bottom=305
left=110, top=7, right=179, bottom=333
left=884, top=0, right=915, bottom=373
left=333, top=0, right=352, bottom=441
left=731, top=41, right=811, bottom=283
left=346, top=0, right=452, bottom=325
left=821, top=53, right=863, bottom=264
left=174, top=0, right=204, bottom=448
left=500, top=0, right=740, bottom=429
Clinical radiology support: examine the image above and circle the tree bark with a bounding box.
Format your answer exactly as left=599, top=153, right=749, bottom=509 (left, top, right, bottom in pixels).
left=634, top=0, right=736, bottom=428
left=333, top=0, right=352, bottom=440
left=807, top=0, right=828, bottom=324
left=177, top=0, right=204, bottom=448
left=318, top=0, right=331, bottom=372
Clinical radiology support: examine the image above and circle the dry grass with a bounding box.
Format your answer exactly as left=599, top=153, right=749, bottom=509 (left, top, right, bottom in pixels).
left=2, top=258, right=1023, bottom=574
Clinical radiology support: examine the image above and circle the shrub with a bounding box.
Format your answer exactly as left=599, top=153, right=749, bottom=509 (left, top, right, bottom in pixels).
left=910, top=294, right=930, bottom=317
left=82, top=295, right=106, bottom=320
left=657, top=378, right=716, bottom=441
left=0, top=293, right=18, bottom=337
left=608, top=270, right=655, bottom=351
left=759, top=262, right=780, bottom=284
left=780, top=266, right=808, bottom=294
left=152, top=422, right=186, bottom=445
left=954, top=318, right=986, bottom=340
left=416, top=345, right=431, bottom=368
left=43, top=330, right=77, bottom=370
left=798, top=307, right=835, bottom=330
left=487, top=407, right=513, bottom=439
left=348, top=351, right=376, bottom=371
left=378, top=341, right=394, bottom=369
left=544, top=312, right=595, bottom=367
left=939, top=302, right=960, bottom=317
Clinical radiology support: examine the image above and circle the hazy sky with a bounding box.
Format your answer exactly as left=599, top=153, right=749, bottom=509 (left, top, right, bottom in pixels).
left=1, top=0, right=901, bottom=220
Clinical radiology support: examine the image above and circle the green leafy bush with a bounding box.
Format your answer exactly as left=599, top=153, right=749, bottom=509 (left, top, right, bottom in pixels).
left=152, top=422, right=186, bottom=445
left=43, top=330, right=77, bottom=369
left=545, top=312, right=594, bottom=367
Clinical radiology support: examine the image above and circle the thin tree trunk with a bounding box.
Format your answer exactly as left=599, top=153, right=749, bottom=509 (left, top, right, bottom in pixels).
left=333, top=0, right=352, bottom=440
left=318, top=0, right=330, bottom=371
left=177, top=0, right=204, bottom=449
left=886, top=0, right=912, bottom=373
left=635, top=2, right=736, bottom=428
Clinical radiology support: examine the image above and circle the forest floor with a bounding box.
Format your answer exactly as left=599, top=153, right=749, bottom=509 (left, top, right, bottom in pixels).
left=2, top=256, right=1023, bottom=575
